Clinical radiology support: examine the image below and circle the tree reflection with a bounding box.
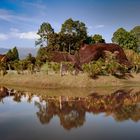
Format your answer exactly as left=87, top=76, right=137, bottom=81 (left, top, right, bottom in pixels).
left=1, top=86, right=140, bottom=130
left=34, top=89, right=140, bottom=130
left=0, top=86, right=9, bottom=103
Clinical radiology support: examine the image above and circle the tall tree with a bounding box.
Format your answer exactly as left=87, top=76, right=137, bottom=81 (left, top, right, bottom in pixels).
left=60, top=18, right=87, bottom=53
left=112, top=28, right=138, bottom=52
left=36, top=19, right=87, bottom=55
left=6, top=47, right=19, bottom=61
left=12, top=47, right=19, bottom=60
left=37, top=22, right=54, bottom=47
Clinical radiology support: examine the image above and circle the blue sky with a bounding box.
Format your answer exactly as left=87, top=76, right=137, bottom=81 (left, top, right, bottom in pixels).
left=0, top=0, right=140, bottom=48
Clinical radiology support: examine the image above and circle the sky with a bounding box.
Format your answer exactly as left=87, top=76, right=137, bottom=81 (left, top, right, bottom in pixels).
left=0, top=0, right=140, bottom=48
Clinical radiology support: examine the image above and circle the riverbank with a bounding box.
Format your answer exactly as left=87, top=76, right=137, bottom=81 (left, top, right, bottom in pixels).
left=0, top=71, right=140, bottom=89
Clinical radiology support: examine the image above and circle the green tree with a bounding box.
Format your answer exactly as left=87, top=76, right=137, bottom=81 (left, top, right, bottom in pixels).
left=131, top=26, right=140, bottom=49
left=37, top=22, right=54, bottom=47
left=112, top=28, right=138, bottom=52
left=83, top=36, right=95, bottom=44
left=25, top=53, right=36, bottom=64
left=92, top=34, right=105, bottom=43
left=6, top=49, right=14, bottom=61
left=12, top=47, right=19, bottom=60
left=60, top=18, right=87, bottom=53
left=36, top=47, right=49, bottom=62
left=6, top=47, right=19, bottom=61
left=36, top=18, right=87, bottom=55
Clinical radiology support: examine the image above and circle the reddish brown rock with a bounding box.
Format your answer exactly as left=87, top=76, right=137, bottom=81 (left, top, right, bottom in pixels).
left=75, top=43, right=132, bottom=70
left=0, top=54, right=8, bottom=62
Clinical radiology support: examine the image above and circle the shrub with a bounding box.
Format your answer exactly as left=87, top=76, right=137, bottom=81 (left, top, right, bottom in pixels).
left=82, top=59, right=104, bottom=78
left=0, top=62, right=7, bottom=76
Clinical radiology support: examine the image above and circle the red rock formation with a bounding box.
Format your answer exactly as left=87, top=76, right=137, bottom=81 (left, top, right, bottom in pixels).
left=48, top=43, right=132, bottom=71
left=0, top=54, right=8, bottom=62
left=75, top=43, right=132, bottom=69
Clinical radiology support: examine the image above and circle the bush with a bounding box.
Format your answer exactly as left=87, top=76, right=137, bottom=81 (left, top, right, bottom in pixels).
left=82, top=52, right=129, bottom=78
left=82, top=59, right=104, bottom=78
left=125, top=49, right=140, bottom=73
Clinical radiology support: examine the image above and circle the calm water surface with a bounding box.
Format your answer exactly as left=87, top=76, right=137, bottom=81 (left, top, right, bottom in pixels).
left=0, top=87, right=140, bottom=140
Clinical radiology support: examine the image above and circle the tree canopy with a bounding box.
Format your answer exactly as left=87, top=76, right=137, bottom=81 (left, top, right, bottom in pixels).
left=36, top=22, right=54, bottom=47
left=6, top=47, right=19, bottom=61
left=36, top=18, right=88, bottom=54
left=112, top=28, right=138, bottom=52
left=92, top=34, right=105, bottom=43
left=131, top=26, right=140, bottom=49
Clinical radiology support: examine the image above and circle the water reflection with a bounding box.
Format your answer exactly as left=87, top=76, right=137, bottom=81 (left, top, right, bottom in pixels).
left=1, top=86, right=140, bottom=130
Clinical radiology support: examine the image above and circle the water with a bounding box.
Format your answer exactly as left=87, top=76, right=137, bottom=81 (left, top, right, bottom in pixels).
left=0, top=87, right=140, bottom=140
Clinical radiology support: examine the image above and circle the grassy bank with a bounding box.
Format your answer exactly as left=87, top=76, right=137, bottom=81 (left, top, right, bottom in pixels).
left=0, top=71, right=140, bottom=89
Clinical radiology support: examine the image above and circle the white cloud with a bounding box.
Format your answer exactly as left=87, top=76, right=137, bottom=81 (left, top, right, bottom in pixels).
left=19, top=31, right=39, bottom=40
left=0, top=28, right=39, bottom=41
left=0, top=33, right=8, bottom=40
left=9, top=28, right=39, bottom=40
left=95, top=25, right=105, bottom=29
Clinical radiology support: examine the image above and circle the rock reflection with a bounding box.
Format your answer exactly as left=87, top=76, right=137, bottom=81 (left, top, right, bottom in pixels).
left=1, top=86, right=140, bottom=130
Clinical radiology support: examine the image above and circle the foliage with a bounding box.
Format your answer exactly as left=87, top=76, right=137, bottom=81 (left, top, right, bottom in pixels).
left=41, top=62, right=60, bottom=74
left=124, top=49, right=140, bottom=73
left=83, top=36, right=95, bottom=44
left=60, top=18, right=87, bottom=53
left=36, top=22, right=54, bottom=47
left=92, top=34, right=105, bottom=43
left=36, top=47, right=49, bottom=63
left=12, top=47, right=19, bottom=60
left=13, top=60, right=24, bottom=74
left=0, top=62, right=7, bottom=76
left=112, top=28, right=138, bottom=52
left=25, top=53, right=36, bottom=64
left=41, top=62, right=74, bottom=75
left=6, top=47, right=19, bottom=61
left=36, top=18, right=87, bottom=55
left=82, top=52, right=129, bottom=78
left=131, top=26, right=140, bottom=48
left=35, top=59, right=44, bottom=72
left=82, top=59, right=104, bottom=78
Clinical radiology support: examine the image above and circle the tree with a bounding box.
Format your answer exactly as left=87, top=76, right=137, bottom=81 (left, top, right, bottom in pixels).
left=6, top=49, right=14, bottom=61
left=36, top=22, right=54, bottom=47
left=6, top=47, right=19, bottom=61
left=83, top=36, right=95, bottom=44
left=25, top=53, right=36, bottom=64
left=60, top=18, right=87, bottom=53
left=12, top=47, right=19, bottom=61
left=36, top=18, right=87, bottom=54
left=36, top=47, right=49, bottom=62
left=131, top=26, right=140, bottom=49
left=92, top=34, right=105, bottom=43
left=112, top=28, right=138, bottom=52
